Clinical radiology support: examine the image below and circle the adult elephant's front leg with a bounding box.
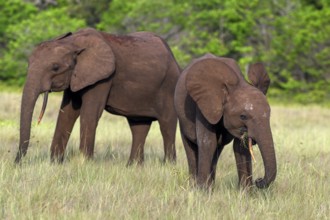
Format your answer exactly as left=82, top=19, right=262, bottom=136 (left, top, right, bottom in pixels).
left=79, top=81, right=111, bottom=158
left=233, top=138, right=252, bottom=188
left=51, top=89, right=81, bottom=162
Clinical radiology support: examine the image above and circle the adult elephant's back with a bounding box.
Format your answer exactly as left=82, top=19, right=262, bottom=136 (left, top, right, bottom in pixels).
left=101, top=31, right=180, bottom=118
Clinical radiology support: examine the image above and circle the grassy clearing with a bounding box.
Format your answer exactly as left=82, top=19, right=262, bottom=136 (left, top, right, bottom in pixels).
left=0, top=91, right=329, bottom=219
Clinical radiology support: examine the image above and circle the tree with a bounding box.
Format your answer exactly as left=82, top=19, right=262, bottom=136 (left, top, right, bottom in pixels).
left=98, top=0, right=191, bottom=65
left=0, top=0, right=37, bottom=50
left=0, top=7, right=86, bottom=85
left=266, top=1, right=330, bottom=102
left=0, top=0, right=328, bottom=103
left=64, top=0, right=112, bottom=27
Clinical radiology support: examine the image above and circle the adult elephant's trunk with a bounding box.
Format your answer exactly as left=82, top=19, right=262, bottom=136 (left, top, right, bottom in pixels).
left=15, top=81, right=48, bottom=163
left=253, top=126, right=277, bottom=189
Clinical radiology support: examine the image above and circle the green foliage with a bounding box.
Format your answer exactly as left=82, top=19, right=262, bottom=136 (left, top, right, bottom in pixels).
left=0, top=0, right=37, bottom=46
left=98, top=0, right=190, bottom=64
left=266, top=2, right=330, bottom=102
left=63, top=0, right=111, bottom=27
left=0, top=0, right=329, bottom=103
left=0, top=6, right=86, bottom=85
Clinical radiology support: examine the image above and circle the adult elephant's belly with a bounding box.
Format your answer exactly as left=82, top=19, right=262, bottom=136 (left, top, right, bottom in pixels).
left=105, top=81, right=160, bottom=118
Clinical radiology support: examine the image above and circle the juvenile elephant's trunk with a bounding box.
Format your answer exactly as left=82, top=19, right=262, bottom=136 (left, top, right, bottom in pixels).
left=254, top=126, right=277, bottom=188
left=15, top=81, right=45, bottom=163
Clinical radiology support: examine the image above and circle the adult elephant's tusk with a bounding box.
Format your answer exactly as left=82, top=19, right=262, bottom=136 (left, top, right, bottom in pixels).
left=37, top=91, right=48, bottom=125
left=249, top=137, right=256, bottom=163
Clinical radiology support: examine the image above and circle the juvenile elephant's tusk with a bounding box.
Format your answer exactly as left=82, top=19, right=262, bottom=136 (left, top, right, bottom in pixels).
left=37, top=91, right=48, bottom=125
left=249, top=137, right=256, bottom=163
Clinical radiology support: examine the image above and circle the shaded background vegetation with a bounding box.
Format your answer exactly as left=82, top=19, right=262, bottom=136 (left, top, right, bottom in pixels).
left=0, top=0, right=329, bottom=103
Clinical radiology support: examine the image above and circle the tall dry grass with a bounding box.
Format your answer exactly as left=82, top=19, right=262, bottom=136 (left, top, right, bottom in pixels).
left=0, top=91, right=329, bottom=219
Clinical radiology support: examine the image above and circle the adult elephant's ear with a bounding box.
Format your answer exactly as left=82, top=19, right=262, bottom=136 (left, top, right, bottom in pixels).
left=55, top=32, right=72, bottom=40
left=186, top=57, right=238, bottom=124
left=70, top=28, right=115, bottom=92
left=247, top=63, right=270, bottom=95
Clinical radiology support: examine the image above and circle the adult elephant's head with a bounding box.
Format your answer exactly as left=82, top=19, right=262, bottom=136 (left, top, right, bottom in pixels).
left=15, top=28, right=115, bottom=163
left=186, top=57, right=276, bottom=188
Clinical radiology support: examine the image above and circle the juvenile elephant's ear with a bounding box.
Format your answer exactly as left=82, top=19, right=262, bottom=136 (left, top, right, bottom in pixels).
left=186, top=58, right=238, bottom=124
left=70, top=28, right=115, bottom=92
left=247, top=63, right=270, bottom=95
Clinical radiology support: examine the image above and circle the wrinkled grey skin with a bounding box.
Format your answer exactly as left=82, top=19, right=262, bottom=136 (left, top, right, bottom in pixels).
left=16, top=28, right=180, bottom=165
left=174, top=53, right=276, bottom=189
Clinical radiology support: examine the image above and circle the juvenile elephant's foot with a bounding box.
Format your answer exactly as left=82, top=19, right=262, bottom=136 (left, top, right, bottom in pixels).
left=196, top=182, right=214, bottom=193
left=196, top=175, right=215, bottom=191
left=238, top=176, right=253, bottom=189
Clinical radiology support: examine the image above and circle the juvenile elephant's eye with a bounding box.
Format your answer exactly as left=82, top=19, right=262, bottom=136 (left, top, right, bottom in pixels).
left=52, top=64, right=60, bottom=72
left=240, top=114, right=248, bottom=120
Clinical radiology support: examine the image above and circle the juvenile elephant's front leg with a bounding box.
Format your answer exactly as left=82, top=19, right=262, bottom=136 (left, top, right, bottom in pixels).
left=51, top=89, right=81, bottom=162
left=233, top=138, right=252, bottom=188
left=196, top=110, right=218, bottom=188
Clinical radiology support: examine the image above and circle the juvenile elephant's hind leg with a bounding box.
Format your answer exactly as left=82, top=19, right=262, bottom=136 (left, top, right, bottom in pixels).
left=210, top=145, right=225, bottom=182
left=158, top=113, right=177, bottom=163
left=51, top=89, right=81, bottom=163
left=127, top=118, right=152, bottom=166
left=181, top=132, right=198, bottom=179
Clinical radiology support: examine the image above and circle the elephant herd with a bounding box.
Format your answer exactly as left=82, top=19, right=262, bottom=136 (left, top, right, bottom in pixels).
left=15, top=28, right=276, bottom=190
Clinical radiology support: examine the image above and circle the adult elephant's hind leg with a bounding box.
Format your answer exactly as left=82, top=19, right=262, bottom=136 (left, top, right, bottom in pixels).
left=158, top=111, right=177, bottom=163
left=126, top=118, right=152, bottom=166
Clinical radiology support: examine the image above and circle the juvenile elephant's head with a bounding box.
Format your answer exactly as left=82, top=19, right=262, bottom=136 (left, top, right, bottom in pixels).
left=15, top=28, right=115, bottom=162
left=186, top=57, right=276, bottom=188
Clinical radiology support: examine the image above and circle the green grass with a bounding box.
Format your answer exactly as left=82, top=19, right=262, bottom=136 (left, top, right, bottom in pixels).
left=1, top=91, right=330, bottom=219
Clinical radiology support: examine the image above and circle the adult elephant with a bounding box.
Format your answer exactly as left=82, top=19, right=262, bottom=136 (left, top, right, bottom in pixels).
left=15, top=28, right=180, bottom=165
left=174, top=53, right=277, bottom=189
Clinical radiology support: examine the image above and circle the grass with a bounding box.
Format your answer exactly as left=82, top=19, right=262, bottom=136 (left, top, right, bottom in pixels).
left=0, top=91, right=330, bottom=219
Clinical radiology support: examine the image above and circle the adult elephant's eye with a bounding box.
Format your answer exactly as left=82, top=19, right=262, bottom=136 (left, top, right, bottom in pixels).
left=240, top=114, right=248, bottom=120
left=52, top=64, right=60, bottom=72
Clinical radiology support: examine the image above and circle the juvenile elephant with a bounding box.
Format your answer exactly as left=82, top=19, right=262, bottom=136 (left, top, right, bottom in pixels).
left=174, top=53, right=277, bottom=189
left=15, top=28, right=180, bottom=164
